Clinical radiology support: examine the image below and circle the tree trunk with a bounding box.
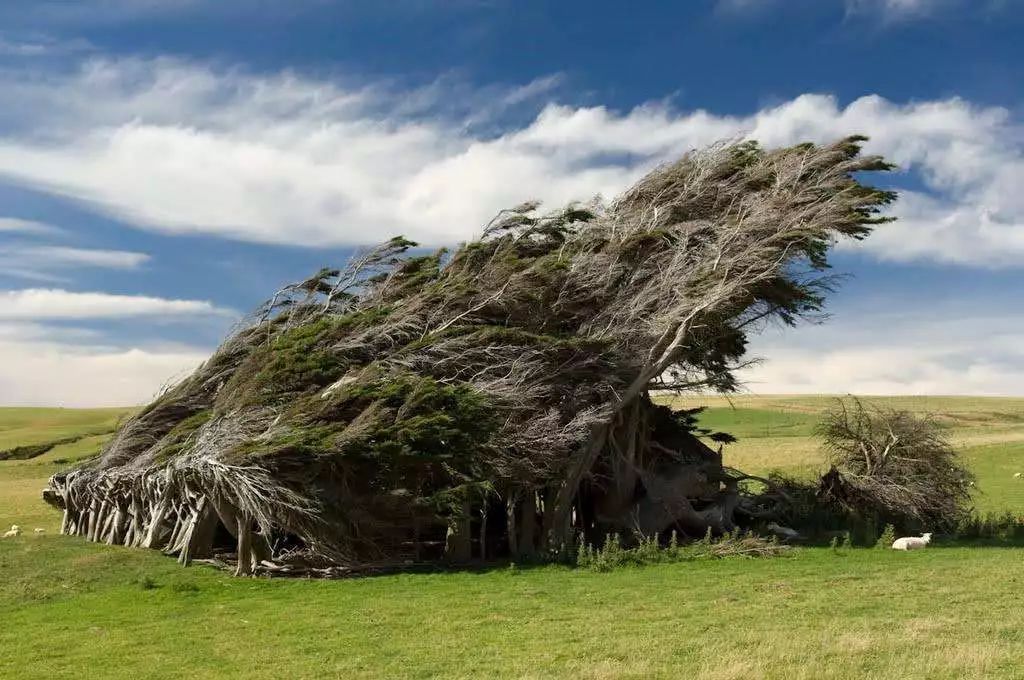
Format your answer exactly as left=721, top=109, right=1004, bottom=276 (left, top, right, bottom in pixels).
left=180, top=498, right=219, bottom=565
left=142, top=490, right=172, bottom=549
left=515, top=493, right=537, bottom=559
left=235, top=516, right=253, bottom=577
left=622, top=461, right=737, bottom=537
left=444, top=501, right=472, bottom=562
left=478, top=506, right=488, bottom=560
left=506, top=495, right=518, bottom=557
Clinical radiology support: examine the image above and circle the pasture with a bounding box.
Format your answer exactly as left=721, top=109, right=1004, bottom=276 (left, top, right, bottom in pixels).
left=3, top=397, right=1024, bottom=679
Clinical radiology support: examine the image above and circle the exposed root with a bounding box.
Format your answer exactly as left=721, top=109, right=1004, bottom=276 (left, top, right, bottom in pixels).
left=44, top=456, right=324, bottom=575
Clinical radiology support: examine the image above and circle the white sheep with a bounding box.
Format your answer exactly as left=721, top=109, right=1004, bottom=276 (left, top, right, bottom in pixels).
left=2, top=524, right=21, bottom=538
left=766, top=522, right=801, bottom=541
left=1015, top=473, right=1022, bottom=479
left=892, top=532, right=932, bottom=551
left=33, top=528, right=45, bottom=535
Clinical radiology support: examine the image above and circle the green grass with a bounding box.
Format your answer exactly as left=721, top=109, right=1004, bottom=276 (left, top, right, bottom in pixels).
left=964, top=441, right=1024, bottom=513
left=3, top=399, right=1024, bottom=679
left=0, top=407, right=128, bottom=451
left=34, top=433, right=116, bottom=464
left=0, top=408, right=130, bottom=530
left=688, top=407, right=819, bottom=439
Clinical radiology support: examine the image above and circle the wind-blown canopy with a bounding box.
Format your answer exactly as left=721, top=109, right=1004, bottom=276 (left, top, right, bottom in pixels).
left=45, top=137, right=894, bottom=574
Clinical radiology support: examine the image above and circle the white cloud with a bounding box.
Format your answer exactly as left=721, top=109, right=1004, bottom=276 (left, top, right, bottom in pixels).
left=844, top=0, right=952, bottom=20
left=0, top=58, right=1020, bottom=267
left=0, top=246, right=150, bottom=277
left=0, top=286, right=223, bottom=405
left=0, top=34, right=94, bottom=56
left=0, top=217, right=63, bottom=235
left=0, top=289, right=229, bottom=320
left=740, top=307, right=1024, bottom=396
left=0, top=335, right=206, bottom=407
left=0, top=289, right=224, bottom=406
left=718, top=0, right=959, bottom=20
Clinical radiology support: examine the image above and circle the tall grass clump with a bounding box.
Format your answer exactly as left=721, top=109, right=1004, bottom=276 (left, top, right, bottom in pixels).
left=576, top=530, right=789, bottom=572
left=874, top=524, right=896, bottom=549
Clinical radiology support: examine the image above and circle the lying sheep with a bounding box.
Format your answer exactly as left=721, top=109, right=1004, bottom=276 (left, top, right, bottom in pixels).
left=33, top=528, right=45, bottom=535
left=892, top=532, right=932, bottom=551
left=2, top=524, right=21, bottom=538
left=1015, top=473, right=1021, bottom=479
left=766, top=522, right=801, bottom=541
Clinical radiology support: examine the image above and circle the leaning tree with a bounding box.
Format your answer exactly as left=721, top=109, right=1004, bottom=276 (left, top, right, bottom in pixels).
left=44, top=137, right=895, bottom=575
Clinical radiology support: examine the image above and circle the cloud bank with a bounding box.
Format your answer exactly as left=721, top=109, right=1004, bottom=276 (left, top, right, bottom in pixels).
left=0, top=335, right=206, bottom=407
left=719, top=0, right=964, bottom=21
left=741, top=306, right=1024, bottom=396
left=0, top=289, right=226, bottom=406
left=0, top=217, right=63, bottom=235
left=0, top=289, right=228, bottom=321
left=0, top=58, right=1020, bottom=268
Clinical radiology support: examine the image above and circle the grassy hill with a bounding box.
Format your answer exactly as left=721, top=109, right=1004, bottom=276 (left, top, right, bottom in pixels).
left=0, top=408, right=131, bottom=531
left=3, top=397, right=1024, bottom=679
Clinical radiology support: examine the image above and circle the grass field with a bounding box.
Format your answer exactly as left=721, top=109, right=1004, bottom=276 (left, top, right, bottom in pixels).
left=3, top=397, right=1024, bottom=679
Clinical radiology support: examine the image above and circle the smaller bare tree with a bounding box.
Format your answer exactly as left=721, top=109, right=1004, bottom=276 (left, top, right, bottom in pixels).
left=816, top=398, right=974, bottom=532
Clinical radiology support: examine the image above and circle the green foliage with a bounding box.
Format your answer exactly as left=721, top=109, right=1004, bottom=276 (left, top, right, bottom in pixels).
left=254, top=319, right=352, bottom=393
left=386, top=249, right=446, bottom=296
left=954, top=511, right=1024, bottom=542
left=323, top=373, right=497, bottom=460
left=575, top=530, right=789, bottom=571
left=233, top=372, right=500, bottom=522
left=168, top=410, right=212, bottom=436
left=875, top=524, right=896, bottom=549
left=135, top=576, right=158, bottom=590
left=148, top=411, right=215, bottom=463
left=220, top=308, right=394, bottom=407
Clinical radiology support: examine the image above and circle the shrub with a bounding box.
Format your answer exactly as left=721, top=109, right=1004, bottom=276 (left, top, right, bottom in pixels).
left=136, top=576, right=159, bottom=590
left=816, top=398, right=974, bottom=533
left=170, top=581, right=201, bottom=594
left=576, top=530, right=789, bottom=571
left=875, top=524, right=896, bottom=549
left=954, top=511, right=1024, bottom=541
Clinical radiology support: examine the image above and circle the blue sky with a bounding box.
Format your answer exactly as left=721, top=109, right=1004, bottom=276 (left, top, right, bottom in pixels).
left=1, top=0, right=1023, bottom=405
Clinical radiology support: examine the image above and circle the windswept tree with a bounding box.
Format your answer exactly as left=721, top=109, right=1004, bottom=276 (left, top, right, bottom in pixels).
left=45, top=137, right=896, bottom=575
